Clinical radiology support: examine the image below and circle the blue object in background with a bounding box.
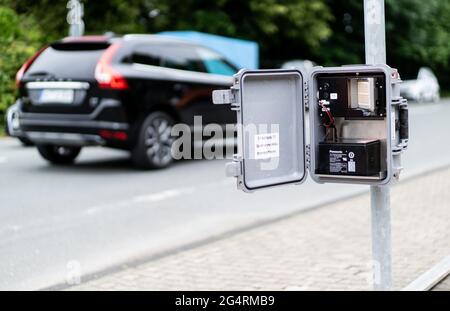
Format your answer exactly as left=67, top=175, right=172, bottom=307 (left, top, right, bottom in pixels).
left=203, top=59, right=236, bottom=76
left=158, top=31, right=259, bottom=70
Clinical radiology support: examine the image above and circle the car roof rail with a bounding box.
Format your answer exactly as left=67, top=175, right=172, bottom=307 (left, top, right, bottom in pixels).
left=122, top=34, right=192, bottom=44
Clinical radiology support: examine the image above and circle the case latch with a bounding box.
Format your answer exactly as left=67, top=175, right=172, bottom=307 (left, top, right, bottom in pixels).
left=398, top=98, right=409, bottom=148
left=391, top=97, right=408, bottom=153
left=304, top=82, right=309, bottom=109
left=212, top=89, right=237, bottom=105
left=225, top=160, right=241, bottom=177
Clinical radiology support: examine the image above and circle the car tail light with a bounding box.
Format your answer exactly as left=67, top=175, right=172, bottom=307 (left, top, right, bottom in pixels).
left=15, top=46, right=47, bottom=88
left=99, top=130, right=128, bottom=141
left=95, top=43, right=129, bottom=90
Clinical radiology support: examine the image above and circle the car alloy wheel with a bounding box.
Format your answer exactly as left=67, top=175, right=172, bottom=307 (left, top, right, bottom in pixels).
left=144, top=116, right=174, bottom=167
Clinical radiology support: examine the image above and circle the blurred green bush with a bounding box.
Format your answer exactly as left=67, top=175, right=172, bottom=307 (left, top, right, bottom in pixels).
left=0, top=6, right=43, bottom=129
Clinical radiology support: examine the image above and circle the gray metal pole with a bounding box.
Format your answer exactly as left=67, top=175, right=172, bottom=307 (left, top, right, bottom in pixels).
left=364, top=0, right=392, bottom=291
left=370, top=185, right=392, bottom=290
left=67, top=0, right=85, bottom=37
left=364, top=0, right=386, bottom=64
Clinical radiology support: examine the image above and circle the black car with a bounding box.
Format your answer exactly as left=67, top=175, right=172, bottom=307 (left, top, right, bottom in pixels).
left=14, top=34, right=237, bottom=168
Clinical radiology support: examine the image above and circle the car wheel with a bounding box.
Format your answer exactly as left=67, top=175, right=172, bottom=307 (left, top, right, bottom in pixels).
left=131, top=111, right=175, bottom=169
left=36, top=144, right=82, bottom=165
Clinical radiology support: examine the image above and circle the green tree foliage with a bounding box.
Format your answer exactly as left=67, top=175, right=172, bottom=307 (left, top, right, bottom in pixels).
left=385, top=0, right=450, bottom=83
left=6, top=0, right=333, bottom=65
left=315, top=0, right=365, bottom=66
left=0, top=5, right=43, bottom=125
left=318, top=0, right=450, bottom=83
left=144, top=0, right=333, bottom=65
left=3, top=0, right=148, bottom=42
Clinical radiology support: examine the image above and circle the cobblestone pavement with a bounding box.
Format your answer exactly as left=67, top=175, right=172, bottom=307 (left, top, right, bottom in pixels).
left=68, top=167, right=450, bottom=291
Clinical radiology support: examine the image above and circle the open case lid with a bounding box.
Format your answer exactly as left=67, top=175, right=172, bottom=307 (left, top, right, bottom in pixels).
left=236, top=69, right=307, bottom=191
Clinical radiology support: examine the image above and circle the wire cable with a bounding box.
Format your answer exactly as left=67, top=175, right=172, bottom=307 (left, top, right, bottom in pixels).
left=319, top=101, right=335, bottom=128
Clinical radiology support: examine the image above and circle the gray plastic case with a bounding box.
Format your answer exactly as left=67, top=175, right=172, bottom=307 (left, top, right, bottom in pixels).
left=213, top=65, right=407, bottom=192
left=237, top=69, right=307, bottom=191
left=308, top=65, right=403, bottom=186
left=309, top=65, right=394, bottom=185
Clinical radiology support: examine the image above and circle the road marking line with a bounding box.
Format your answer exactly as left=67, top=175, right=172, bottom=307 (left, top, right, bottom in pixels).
left=132, top=187, right=195, bottom=203
left=83, top=187, right=195, bottom=216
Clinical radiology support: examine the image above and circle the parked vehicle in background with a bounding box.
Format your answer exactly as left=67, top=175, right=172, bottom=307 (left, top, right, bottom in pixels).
left=4, top=103, right=34, bottom=146
left=14, top=34, right=238, bottom=168
left=281, top=59, right=317, bottom=75
left=400, top=67, right=440, bottom=102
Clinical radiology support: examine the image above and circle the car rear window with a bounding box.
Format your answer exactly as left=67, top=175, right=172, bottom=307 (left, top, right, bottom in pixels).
left=124, top=43, right=206, bottom=73
left=123, top=43, right=238, bottom=76
left=25, top=42, right=109, bottom=80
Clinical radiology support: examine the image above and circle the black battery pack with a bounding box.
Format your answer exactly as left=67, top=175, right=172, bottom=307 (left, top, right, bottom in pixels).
left=317, top=139, right=381, bottom=176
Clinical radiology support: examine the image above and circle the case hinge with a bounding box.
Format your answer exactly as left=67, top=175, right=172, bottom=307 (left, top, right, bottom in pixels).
left=226, top=156, right=246, bottom=191
left=305, top=144, right=311, bottom=170
left=225, top=160, right=241, bottom=177
left=304, top=82, right=309, bottom=109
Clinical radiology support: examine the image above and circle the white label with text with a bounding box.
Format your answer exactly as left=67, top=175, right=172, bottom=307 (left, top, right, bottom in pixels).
left=254, top=133, right=280, bottom=160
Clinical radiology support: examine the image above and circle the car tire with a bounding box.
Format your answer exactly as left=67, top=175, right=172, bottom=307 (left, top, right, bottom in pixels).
left=131, top=111, right=175, bottom=169
left=4, top=120, right=10, bottom=136
left=36, top=144, right=82, bottom=165
left=18, top=137, right=34, bottom=146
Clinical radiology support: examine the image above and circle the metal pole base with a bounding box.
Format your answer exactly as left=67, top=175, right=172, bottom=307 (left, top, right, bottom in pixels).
left=370, top=185, right=392, bottom=291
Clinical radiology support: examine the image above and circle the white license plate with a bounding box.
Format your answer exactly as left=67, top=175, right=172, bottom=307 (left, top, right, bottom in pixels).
left=39, top=89, right=74, bottom=104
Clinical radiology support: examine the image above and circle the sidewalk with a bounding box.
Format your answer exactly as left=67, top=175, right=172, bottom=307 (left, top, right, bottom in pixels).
left=68, top=166, right=450, bottom=291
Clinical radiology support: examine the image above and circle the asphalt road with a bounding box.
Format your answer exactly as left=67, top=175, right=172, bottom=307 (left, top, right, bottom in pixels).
left=1, top=101, right=450, bottom=290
